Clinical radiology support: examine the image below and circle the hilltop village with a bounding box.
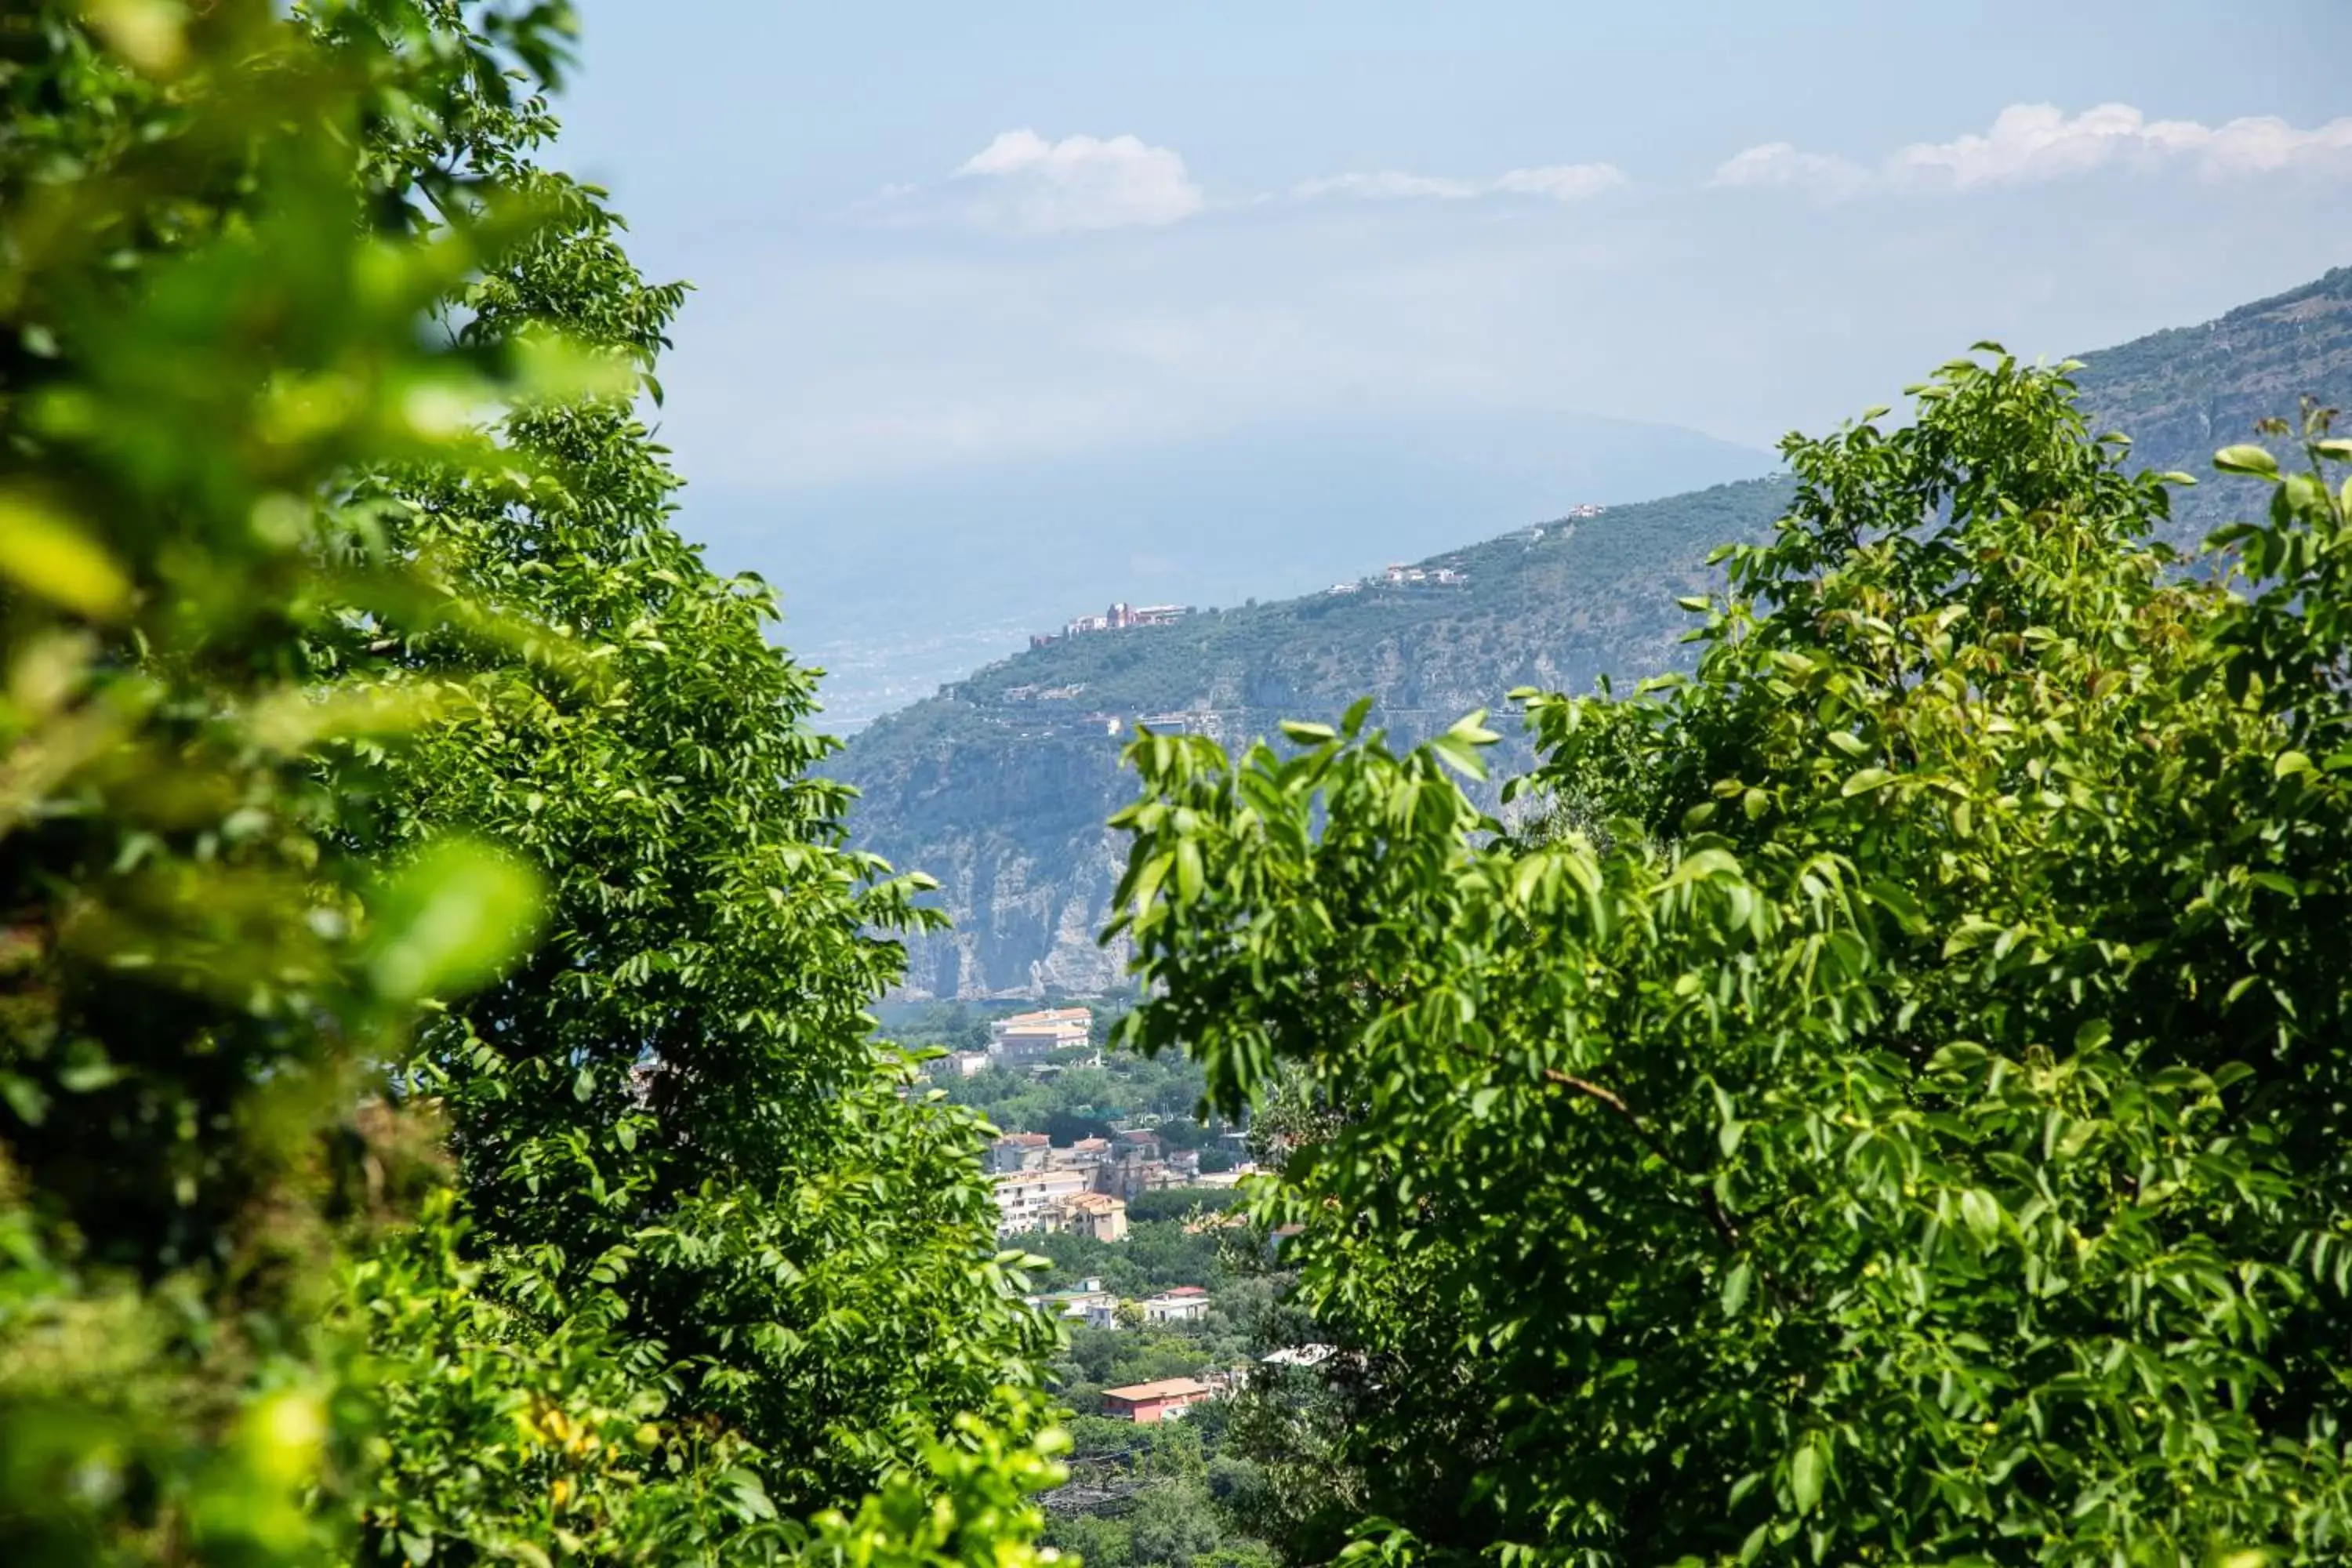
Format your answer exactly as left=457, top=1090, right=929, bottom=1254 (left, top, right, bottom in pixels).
left=953, top=513, right=1621, bottom=747
left=1029, top=601, right=1194, bottom=651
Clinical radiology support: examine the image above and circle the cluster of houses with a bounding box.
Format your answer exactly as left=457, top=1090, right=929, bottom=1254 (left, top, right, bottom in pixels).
left=1323, top=505, right=1613, bottom=596
left=989, top=1123, right=1254, bottom=1237
left=1023, top=1282, right=1229, bottom=1421
left=1029, top=601, right=1193, bottom=651
left=1053, top=1340, right=1345, bottom=1424
left=1024, top=1277, right=1216, bottom=1331
left=953, top=1006, right=1261, bottom=1236
left=1325, top=560, right=1472, bottom=596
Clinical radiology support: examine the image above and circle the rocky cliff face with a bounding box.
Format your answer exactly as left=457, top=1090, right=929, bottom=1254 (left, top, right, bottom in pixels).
left=869, top=728, right=1137, bottom=999
left=2070, top=265, right=2352, bottom=535
left=837, top=268, right=2352, bottom=1000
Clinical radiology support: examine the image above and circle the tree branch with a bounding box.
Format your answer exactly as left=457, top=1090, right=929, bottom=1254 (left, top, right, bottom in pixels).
left=1539, top=1066, right=1744, bottom=1252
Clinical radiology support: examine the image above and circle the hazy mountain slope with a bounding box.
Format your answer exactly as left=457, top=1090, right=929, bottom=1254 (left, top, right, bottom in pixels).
left=709, top=408, right=1773, bottom=727
left=840, top=267, right=2352, bottom=999
left=841, top=479, right=1790, bottom=996
left=2071, top=263, right=2352, bottom=535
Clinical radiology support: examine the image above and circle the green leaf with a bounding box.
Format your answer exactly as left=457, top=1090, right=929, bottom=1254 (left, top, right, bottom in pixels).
left=1720, top=1260, right=1753, bottom=1318
left=1864, top=879, right=1926, bottom=933
left=1789, top=1437, right=1825, bottom=1515
left=0, top=1073, right=49, bottom=1126
left=1959, top=1188, right=2002, bottom=1243
left=0, top=494, right=131, bottom=619
left=1280, top=720, right=1338, bottom=745
left=1840, top=767, right=1896, bottom=797
left=1431, top=718, right=1494, bottom=780
left=1174, top=837, right=1205, bottom=905
left=366, top=838, right=546, bottom=1002
left=56, top=1047, right=122, bottom=1094
left=2213, top=444, right=2280, bottom=479
left=1926, top=1041, right=1988, bottom=1074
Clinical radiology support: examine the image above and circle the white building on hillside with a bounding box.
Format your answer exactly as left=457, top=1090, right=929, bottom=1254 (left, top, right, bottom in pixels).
left=993, top=1167, right=1089, bottom=1236
left=1142, top=1287, right=1213, bottom=1323
left=989, top=1007, right=1091, bottom=1065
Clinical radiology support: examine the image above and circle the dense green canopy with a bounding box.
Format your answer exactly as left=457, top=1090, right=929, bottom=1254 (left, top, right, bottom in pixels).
left=16, top=5, right=2352, bottom=1565
left=0, top=5, right=1062, bottom=1563
left=1113, top=360, right=2352, bottom=1564
left=338, top=4, right=1062, bottom=1544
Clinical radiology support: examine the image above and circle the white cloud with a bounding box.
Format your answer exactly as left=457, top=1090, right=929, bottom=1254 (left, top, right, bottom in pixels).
left=1294, top=162, right=1624, bottom=204
left=1707, top=142, right=1868, bottom=198
left=1717, top=103, right=2352, bottom=200
left=946, top=129, right=1204, bottom=233
left=869, top=142, right=1624, bottom=234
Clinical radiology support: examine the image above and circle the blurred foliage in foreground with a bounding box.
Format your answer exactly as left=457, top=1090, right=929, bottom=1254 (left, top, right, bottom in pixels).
left=0, top=2, right=1060, bottom=1563
left=1113, top=363, right=2352, bottom=1564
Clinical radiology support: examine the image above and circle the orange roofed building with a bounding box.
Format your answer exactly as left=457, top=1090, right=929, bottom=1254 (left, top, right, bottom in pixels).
left=1102, top=1377, right=1214, bottom=1423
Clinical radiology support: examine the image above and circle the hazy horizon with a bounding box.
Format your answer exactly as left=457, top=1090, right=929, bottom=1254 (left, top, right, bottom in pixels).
left=553, top=0, right=2352, bottom=720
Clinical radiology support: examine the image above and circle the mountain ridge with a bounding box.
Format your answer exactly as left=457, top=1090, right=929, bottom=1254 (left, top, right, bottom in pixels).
left=728, top=407, right=1774, bottom=728
left=839, top=266, right=2352, bottom=998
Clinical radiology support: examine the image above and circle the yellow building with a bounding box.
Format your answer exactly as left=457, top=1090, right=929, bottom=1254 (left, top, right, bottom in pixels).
left=1046, top=1191, right=1129, bottom=1243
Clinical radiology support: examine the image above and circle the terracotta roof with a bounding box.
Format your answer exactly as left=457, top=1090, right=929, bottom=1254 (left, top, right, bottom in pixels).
left=1104, top=1377, right=1212, bottom=1402
left=1165, top=1286, right=1208, bottom=1297
left=997, top=1132, right=1050, bottom=1146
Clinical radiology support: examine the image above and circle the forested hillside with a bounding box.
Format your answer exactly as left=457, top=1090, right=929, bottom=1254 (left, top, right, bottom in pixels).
left=840, top=266, right=2352, bottom=997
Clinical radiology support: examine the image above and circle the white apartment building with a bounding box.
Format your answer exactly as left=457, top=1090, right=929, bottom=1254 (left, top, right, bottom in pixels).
left=1141, top=1287, right=1214, bottom=1323
left=992, top=1167, right=1089, bottom=1236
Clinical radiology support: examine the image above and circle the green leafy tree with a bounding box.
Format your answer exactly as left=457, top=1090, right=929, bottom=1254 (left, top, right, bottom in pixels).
left=1130, top=1479, right=1224, bottom=1568
left=305, top=0, right=1062, bottom=1554
left=1112, top=357, right=2352, bottom=1563
left=1, top=4, right=1066, bottom=1565
left=1052, top=1512, right=1138, bottom=1568
left=0, top=2, right=560, bottom=1559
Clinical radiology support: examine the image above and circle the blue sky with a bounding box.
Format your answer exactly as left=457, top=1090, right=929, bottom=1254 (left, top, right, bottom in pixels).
left=553, top=2, right=2352, bottom=717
